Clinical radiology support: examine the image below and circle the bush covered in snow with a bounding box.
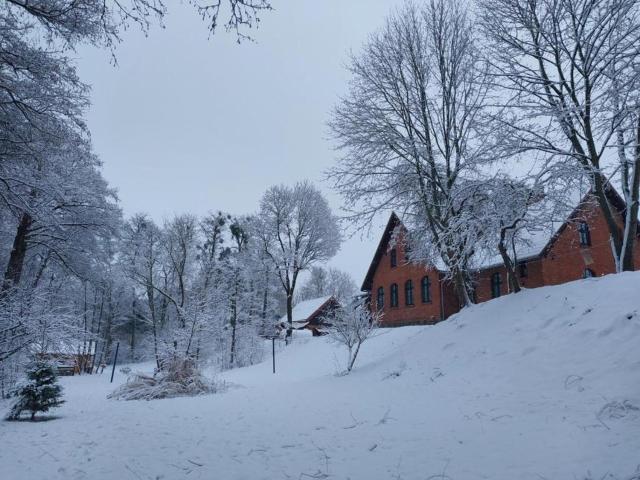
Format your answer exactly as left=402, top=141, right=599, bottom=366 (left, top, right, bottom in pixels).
left=108, top=357, right=222, bottom=401
left=329, top=302, right=380, bottom=373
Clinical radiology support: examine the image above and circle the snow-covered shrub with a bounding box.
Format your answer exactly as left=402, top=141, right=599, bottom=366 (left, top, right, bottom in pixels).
left=108, top=357, right=222, bottom=401
left=329, top=302, right=380, bottom=373
left=5, top=360, right=64, bottom=421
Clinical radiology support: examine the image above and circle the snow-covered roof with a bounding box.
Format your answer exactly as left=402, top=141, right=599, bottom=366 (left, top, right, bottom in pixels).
left=278, top=296, right=334, bottom=324
left=362, top=181, right=631, bottom=285
left=472, top=184, right=594, bottom=269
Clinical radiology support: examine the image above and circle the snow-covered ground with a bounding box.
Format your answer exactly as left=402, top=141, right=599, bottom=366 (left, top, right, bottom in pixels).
left=2, top=273, right=640, bottom=480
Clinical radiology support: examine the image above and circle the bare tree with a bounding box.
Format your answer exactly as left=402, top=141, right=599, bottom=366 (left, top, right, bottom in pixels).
left=328, top=301, right=380, bottom=374
left=0, top=0, right=275, bottom=387
left=120, top=215, right=165, bottom=368
left=478, top=0, right=640, bottom=272
left=467, top=166, right=581, bottom=293
left=4, top=0, right=272, bottom=52
left=297, top=266, right=357, bottom=304
left=255, top=181, right=341, bottom=339
left=328, top=0, right=493, bottom=307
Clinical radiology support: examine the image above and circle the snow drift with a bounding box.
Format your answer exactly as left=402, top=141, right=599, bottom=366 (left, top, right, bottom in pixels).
left=1, top=273, right=639, bottom=479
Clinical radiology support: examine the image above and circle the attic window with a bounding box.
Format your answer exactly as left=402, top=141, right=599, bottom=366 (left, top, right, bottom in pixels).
left=578, top=221, right=591, bottom=246
left=390, top=248, right=398, bottom=268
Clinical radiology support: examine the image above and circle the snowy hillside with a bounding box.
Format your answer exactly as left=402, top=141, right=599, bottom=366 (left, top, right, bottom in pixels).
left=2, top=273, right=640, bottom=480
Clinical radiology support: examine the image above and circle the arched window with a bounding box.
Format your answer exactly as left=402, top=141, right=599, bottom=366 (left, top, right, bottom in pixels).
left=421, top=276, right=431, bottom=303
left=376, top=287, right=384, bottom=310
left=390, top=283, right=399, bottom=307
left=583, top=268, right=595, bottom=278
left=491, top=272, right=502, bottom=298
left=390, top=248, right=398, bottom=268
left=578, top=221, right=591, bottom=246
left=405, top=280, right=414, bottom=306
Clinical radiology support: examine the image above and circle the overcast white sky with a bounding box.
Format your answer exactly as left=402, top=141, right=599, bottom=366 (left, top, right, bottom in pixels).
left=75, top=0, right=405, bottom=286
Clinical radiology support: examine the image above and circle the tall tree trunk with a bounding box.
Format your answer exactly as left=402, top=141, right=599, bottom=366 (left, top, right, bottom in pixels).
left=261, top=284, right=269, bottom=334
left=100, top=308, right=114, bottom=372
left=591, top=171, right=627, bottom=271
left=229, top=275, right=239, bottom=367
left=620, top=119, right=640, bottom=272
left=285, top=292, right=293, bottom=343
left=31, top=251, right=51, bottom=289
left=130, top=300, right=136, bottom=363
left=452, top=268, right=472, bottom=308
left=1, top=212, right=32, bottom=295
left=498, top=230, right=521, bottom=294
left=146, top=285, right=161, bottom=370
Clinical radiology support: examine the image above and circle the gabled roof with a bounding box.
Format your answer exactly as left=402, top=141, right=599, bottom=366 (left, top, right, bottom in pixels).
left=361, top=213, right=404, bottom=292
left=540, top=185, right=639, bottom=254
left=278, top=296, right=337, bottom=325
left=362, top=184, right=637, bottom=284
left=478, top=185, right=636, bottom=269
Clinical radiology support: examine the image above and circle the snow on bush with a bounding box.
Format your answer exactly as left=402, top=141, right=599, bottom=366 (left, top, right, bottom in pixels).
left=108, top=357, right=223, bottom=401
left=328, top=302, right=380, bottom=374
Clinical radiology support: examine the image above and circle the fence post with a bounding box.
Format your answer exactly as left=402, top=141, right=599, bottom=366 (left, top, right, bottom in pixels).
left=272, top=337, right=276, bottom=374
left=110, top=342, right=120, bottom=384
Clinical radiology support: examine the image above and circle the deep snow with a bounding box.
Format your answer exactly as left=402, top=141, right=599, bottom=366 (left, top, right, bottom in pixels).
left=1, top=273, right=639, bottom=480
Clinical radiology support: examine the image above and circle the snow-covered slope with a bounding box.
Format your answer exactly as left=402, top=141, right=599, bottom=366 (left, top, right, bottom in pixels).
left=2, top=273, right=639, bottom=480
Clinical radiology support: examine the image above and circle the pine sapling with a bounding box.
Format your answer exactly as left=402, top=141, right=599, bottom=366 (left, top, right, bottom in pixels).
left=6, top=360, right=65, bottom=421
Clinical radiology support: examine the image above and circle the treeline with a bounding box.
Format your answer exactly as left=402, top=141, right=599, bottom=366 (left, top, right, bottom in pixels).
left=0, top=176, right=346, bottom=393
left=0, top=0, right=281, bottom=394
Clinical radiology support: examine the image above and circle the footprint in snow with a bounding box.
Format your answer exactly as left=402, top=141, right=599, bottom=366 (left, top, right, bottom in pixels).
left=564, top=374, right=585, bottom=392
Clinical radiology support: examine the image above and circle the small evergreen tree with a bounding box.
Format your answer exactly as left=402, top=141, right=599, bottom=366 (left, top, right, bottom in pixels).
left=6, top=360, right=65, bottom=421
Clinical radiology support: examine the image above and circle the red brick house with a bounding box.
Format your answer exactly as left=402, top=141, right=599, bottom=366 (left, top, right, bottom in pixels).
left=362, top=190, right=640, bottom=327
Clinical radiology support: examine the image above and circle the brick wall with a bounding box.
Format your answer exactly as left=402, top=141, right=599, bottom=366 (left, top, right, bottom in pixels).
left=541, top=199, right=621, bottom=284
left=365, top=196, right=639, bottom=326
left=371, top=240, right=445, bottom=327
left=473, top=258, right=545, bottom=303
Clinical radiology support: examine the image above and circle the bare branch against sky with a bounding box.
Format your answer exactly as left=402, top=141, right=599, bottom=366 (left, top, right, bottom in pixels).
left=76, top=1, right=406, bottom=282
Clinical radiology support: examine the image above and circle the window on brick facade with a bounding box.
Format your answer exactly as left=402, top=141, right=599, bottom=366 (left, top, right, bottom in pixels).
left=421, top=276, right=431, bottom=303
left=376, top=287, right=384, bottom=310
left=405, top=280, right=414, bottom=306
left=578, top=221, right=591, bottom=246
left=390, top=283, right=399, bottom=307
left=518, top=261, right=528, bottom=278
left=390, top=248, right=397, bottom=268
left=491, top=272, right=502, bottom=298
left=583, top=268, right=595, bottom=278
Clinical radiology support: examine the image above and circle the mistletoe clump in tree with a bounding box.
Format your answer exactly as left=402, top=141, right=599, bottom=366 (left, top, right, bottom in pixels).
left=6, top=360, right=65, bottom=421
